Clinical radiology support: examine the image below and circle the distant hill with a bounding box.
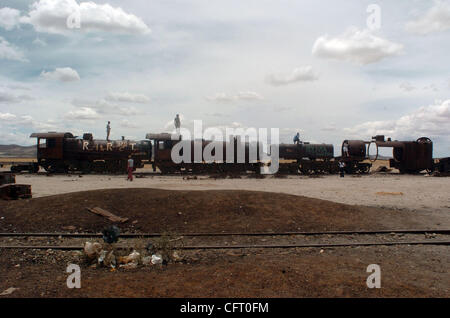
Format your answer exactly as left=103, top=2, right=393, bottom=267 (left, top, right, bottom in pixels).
left=0, top=144, right=36, bottom=158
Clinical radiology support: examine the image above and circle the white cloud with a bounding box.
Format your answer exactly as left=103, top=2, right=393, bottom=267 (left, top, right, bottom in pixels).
left=33, top=38, right=47, bottom=47
left=120, top=119, right=139, bottom=128
left=406, top=1, right=450, bottom=35
left=21, top=0, right=151, bottom=35
left=0, top=112, right=57, bottom=131
left=0, top=88, right=34, bottom=103
left=312, top=27, right=403, bottom=65
left=65, top=107, right=99, bottom=120
left=93, top=99, right=141, bottom=115
left=0, top=112, right=17, bottom=120
left=0, top=7, right=21, bottom=30
left=0, top=37, right=28, bottom=62
left=206, top=91, right=263, bottom=102
left=266, top=66, right=318, bottom=86
left=423, top=84, right=439, bottom=92
left=399, top=82, right=416, bottom=92
left=105, top=92, right=149, bottom=103
left=40, top=67, right=80, bottom=82
left=344, top=100, right=450, bottom=140
left=72, top=98, right=142, bottom=116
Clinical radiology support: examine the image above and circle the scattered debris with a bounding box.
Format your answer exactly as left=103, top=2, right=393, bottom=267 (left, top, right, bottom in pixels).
left=431, top=171, right=450, bottom=177
left=0, top=172, right=15, bottom=185
left=0, top=287, right=19, bottom=296
left=99, top=250, right=116, bottom=268
left=151, top=254, right=163, bottom=265
left=375, top=192, right=404, bottom=196
left=62, top=225, right=76, bottom=231
left=0, top=184, right=32, bottom=200
left=118, top=250, right=140, bottom=265
left=374, top=166, right=392, bottom=173
left=142, top=256, right=152, bottom=266
left=84, top=242, right=103, bottom=261
left=87, top=207, right=128, bottom=223
left=102, top=225, right=120, bottom=244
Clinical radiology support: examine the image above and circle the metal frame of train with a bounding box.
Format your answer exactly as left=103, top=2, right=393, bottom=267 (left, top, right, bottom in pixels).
left=10, top=131, right=449, bottom=175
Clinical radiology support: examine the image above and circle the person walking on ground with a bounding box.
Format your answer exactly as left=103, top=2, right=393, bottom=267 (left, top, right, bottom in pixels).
left=174, top=114, right=181, bottom=133
left=106, top=121, right=111, bottom=141
left=127, top=156, right=134, bottom=181
left=339, top=160, right=346, bottom=178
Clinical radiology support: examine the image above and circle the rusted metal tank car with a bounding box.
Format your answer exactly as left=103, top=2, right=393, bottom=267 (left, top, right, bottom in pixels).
left=30, top=132, right=151, bottom=173
left=277, top=142, right=337, bottom=174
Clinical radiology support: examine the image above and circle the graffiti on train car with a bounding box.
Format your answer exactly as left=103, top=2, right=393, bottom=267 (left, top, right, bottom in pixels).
left=81, top=141, right=137, bottom=152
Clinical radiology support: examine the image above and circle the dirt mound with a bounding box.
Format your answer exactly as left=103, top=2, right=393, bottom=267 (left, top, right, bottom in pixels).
left=0, top=188, right=439, bottom=233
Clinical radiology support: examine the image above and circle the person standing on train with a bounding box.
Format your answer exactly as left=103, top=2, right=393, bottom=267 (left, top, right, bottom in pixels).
left=174, top=114, right=181, bottom=133
left=342, top=141, right=349, bottom=157
left=293, top=132, right=300, bottom=144
left=106, top=121, right=111, bottom=141
left=127, top=156, right=134, bottom=181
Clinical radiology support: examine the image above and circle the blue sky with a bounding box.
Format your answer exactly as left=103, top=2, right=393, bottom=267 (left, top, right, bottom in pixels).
left=0, top=0, right=449, bottom=156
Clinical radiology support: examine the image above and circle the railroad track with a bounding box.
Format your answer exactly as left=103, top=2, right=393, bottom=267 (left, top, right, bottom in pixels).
left=0, top=229, right=449, bottom=250
left=0, top=229, right=449, bottom=237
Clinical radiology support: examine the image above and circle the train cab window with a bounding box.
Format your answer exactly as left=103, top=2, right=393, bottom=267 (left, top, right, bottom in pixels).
left=47, top=138, right=56, bottom=148
left=38, top=138, right=46, bottom=148
left=158, top=141, right=165, bottom=150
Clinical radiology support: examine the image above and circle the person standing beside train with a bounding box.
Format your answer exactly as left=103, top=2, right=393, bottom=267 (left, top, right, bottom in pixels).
left=127, top=156, right=134, bottom=181
left=339, top=160, right=346, bottom=178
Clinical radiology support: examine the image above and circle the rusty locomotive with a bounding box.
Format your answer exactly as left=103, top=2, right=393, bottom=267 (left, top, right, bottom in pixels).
left=29, top=132, right=151, bottom=173
left=145, top=133, right=369, bottom=175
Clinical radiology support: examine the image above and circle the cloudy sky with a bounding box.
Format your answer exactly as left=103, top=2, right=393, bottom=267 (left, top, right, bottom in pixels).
left=0, top=0, right=449, bottom=156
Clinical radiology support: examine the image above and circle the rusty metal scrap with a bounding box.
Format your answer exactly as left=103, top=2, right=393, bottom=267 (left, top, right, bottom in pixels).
left=0, top=184, right=32, bottom=200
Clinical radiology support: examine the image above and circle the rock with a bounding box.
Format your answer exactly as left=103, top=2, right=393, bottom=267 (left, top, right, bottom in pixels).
left=142, top=256, right=152, bottom=266
left=0, top=287, right=19, bottom=296
left=151, top=254, right=163, bottom=265
left=84, top=242, right=103, bottom=260
left=118, top=250, right=140, bottom=265
left=172, top=251, right=183, bottom=262
left=119, top=262, right=138, bottom=269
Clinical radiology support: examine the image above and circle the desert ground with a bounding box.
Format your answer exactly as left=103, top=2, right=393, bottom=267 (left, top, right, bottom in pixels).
left=0, top=162, right=449, bottom=298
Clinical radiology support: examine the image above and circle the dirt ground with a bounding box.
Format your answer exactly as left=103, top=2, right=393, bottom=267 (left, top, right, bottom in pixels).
left=10, top=172, right=450, bottom=217
left=0, top=189, right=449, bottom=297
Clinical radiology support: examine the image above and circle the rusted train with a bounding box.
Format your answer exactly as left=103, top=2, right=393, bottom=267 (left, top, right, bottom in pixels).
left=145, top=133, right=369, bottom=175
left=13, top=131, right=447, bottom=175
left=29, top=132, right=151, bottom=173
